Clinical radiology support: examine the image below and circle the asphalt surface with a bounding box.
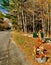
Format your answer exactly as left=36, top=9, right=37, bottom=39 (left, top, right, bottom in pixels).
left=0, top=31, right=31, bottom=65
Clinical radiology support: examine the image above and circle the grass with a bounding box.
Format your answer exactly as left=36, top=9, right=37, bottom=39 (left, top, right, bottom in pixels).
left=11, top=31, right=51, bottom=65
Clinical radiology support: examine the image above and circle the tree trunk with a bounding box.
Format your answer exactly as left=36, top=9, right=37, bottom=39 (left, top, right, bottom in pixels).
left=48, top=3, right=51, bottom=37
left=46, top=3, right=49, bottom=37
left=22, top=10, right=25, bottom=32
left=33, top=12, right=34, bottom=32
left=24, top=14, right=27, bottom=32
left=17, top=14, right=20, bottom=30
left=42, top=4, right=45, bottom=35
left=48, top=7, right=50, bottom=37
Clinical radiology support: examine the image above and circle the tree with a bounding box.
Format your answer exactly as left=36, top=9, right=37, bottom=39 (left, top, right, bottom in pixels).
left=2, top=0, right=9, bottom=6
left=6, top=0, right=27, bottom=31
left=0, top=11, right=5, bottom=30
left=1, top=0, right=51, bottom=35
left=0, top=11, right=4, bottom=22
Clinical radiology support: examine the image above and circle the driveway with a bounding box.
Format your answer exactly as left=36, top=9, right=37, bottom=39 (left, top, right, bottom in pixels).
left=0, top=31, right=31, bottom=65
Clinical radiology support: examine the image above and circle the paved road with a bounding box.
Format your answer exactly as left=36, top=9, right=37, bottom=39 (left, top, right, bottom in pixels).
left=0, top=31, right=31, bottom=65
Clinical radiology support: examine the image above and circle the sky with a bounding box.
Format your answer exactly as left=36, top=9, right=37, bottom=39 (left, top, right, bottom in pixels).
left=0, top=0, right=2, bottom=2
left=0, top=8, right=8, bottom=14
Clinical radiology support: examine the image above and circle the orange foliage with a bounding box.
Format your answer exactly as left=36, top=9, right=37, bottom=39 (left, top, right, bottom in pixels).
left=12, top=31, right=51, bottom=65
